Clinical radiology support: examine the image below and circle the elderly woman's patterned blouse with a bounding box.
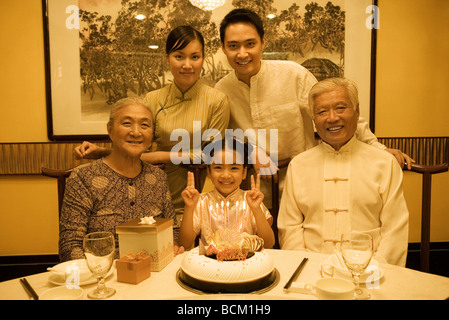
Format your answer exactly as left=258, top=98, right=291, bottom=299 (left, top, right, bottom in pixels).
left=59, top=159, right=176, bottom=261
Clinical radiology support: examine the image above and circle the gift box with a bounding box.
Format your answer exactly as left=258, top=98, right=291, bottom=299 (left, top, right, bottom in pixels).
left=116, top=252, right=151, bottom=284
left=116, top=217, right=174, bottom=271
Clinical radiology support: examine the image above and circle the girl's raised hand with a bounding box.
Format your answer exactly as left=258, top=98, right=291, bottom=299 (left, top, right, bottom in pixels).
left=246, top=174, right=264, bottom=209
left=181, top=171, right=200, bottom=208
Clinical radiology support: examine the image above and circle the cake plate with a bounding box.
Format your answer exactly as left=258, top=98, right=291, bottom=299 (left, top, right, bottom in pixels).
left=176, top=268, right=280, bottom=295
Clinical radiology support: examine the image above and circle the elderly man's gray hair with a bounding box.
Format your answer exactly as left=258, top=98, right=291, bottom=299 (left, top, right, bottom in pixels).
left=308, top=77, right=359, bottom=111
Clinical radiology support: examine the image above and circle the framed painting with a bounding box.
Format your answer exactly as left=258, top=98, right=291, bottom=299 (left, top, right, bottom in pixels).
left=42, top=0, right=378, bottom=141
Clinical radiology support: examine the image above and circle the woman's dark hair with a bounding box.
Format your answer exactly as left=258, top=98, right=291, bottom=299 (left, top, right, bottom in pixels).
left=166, top=25, right=205, bottom=56
left=219, top=8, right=264, bottom=43
left=203, top=137, right=253, bottom=167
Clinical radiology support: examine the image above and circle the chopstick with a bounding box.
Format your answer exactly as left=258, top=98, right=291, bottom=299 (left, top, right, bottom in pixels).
left=283, top=257, right=309, bottom=292
left=20, top=278, right=39, bottom=300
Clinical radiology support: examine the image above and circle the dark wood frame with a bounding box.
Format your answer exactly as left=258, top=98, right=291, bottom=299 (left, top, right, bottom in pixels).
left=369, top=0, right=379, bottom=133
left=42, top=0, right=379, bottom=141
left=42, top=0, right=110, bottom=141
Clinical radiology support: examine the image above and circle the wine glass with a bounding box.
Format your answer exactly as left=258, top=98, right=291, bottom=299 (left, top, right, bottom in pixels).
left=340, top=232, right=373, bottom=300
left=83, top=232, right=116, bottom=299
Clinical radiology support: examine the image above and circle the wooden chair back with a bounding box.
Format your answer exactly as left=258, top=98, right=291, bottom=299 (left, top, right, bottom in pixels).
left=270, top=159, right=291, bottom=249
left=180, top=163, right=208, bottom=191
left=41, top=167, right=73, bottom=218
left=238, top=158, right=291, bottom=249
left=378, top=137, right=449, bottom=272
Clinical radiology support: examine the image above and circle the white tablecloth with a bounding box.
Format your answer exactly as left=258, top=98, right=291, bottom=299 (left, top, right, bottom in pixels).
left=1, top=249, right=449, bottom=300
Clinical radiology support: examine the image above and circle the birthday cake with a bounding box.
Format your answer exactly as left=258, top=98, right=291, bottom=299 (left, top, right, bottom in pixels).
left=205, top=229, right=265, bottom=261
left=179, top=232, right=276, bottom=293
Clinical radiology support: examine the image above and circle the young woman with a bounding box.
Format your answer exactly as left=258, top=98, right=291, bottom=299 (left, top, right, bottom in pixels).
left=75, top=26, right=230, bottom=210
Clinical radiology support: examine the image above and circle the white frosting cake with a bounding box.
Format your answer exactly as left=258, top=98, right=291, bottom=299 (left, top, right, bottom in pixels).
left=180, top=247, right=274, bottom=283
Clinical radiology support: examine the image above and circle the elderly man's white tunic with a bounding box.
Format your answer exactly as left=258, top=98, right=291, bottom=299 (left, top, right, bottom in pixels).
left=278, top=136, right=409, bottom=266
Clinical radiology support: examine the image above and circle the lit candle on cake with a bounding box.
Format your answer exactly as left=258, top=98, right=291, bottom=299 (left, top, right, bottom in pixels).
left=221, top=201, right=224, bottom=229
left=209, top=204, right=213, bottom=233
left=226, top=201, right=230, bottom=229
left=242, top=200, right=246, bottom=229
left=235, top=200, right=239, bottom=230
left=215, top=203, right=219, bottom=230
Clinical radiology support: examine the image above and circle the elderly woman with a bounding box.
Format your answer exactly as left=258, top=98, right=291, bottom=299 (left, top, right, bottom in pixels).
left=59, top=98, right=178, bottom=262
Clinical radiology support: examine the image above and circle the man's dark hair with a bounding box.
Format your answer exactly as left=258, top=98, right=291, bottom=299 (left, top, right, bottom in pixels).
left=219, top=8, right=264, bottom=44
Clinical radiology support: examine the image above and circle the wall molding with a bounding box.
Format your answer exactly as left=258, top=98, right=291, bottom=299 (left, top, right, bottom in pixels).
left=377, top=136, right=448, bottom=166
left=0, top=142, right=111, bottom=175
left=1, top=137, right=447, bottom=175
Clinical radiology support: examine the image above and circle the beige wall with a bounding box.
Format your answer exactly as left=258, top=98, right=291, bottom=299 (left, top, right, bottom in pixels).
left=0, top=1, right=48, bottom=143
left=0, top=0, right=448, bottom=255
left=374, top=0, right=449, bottom=245
left=375, top=0, right=449, bottom=137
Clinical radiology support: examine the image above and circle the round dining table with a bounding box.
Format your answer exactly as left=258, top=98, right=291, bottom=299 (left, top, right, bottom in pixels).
left=1, top=249, right=449, bottom=301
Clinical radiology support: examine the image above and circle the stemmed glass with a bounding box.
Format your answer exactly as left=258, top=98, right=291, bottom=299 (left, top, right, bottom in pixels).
left=83, top=232, right=116, bottom=299
left=340, top=232, right=373, bottom=300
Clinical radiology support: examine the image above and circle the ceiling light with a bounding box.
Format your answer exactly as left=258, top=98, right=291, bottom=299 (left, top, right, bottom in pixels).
left=189, top=0, right=226, bottom=11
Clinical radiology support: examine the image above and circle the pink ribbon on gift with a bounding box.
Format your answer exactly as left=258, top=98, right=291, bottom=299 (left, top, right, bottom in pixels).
left=123, top=251, right=149, bottom=262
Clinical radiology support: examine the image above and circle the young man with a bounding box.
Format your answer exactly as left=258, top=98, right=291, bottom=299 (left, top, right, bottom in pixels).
left=277, top=78, right=409, bottom=266
left=215, top=9, right=412, bottom=206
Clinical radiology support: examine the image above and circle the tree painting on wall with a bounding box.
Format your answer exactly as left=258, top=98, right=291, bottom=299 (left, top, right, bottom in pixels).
left=78, top=0, right=222, bottom=119
left=234, top=0, right=344, bottom=79
left=78, top=0, right=345, bottom=121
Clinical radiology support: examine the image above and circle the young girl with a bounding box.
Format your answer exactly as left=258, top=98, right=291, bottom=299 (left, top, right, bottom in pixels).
left=179, top=138, right=275, bottom=253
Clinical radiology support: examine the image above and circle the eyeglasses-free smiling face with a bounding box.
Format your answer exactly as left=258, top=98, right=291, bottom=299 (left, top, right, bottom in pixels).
left=166, top=39, right=204, bottom=93
left=221, top=22, right=265, bottom=85
left=313, top=87, right=360, bottom=150
left=107, top=104, right=153, bottom=158
left=207, top=149, right=247, bottom=198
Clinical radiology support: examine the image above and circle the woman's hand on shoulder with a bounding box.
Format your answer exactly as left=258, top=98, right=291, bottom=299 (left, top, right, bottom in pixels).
left=74, top=141, right=109, bottom=159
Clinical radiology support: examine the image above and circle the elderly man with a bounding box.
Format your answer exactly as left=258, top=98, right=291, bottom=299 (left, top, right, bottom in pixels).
left=277, top=78, right=409, bottom=266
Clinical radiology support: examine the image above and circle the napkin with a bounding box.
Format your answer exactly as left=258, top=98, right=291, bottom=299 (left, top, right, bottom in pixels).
left=322, top=252, right=384, bottom=285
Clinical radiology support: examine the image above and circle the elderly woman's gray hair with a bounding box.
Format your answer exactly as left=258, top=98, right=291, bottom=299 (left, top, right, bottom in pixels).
left=107, top=97, right=153, bottom=127
left=308, top=77, right=359, bottom=111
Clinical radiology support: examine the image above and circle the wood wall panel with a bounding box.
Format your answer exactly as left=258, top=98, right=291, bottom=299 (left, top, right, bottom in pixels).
left=1, top=137, right=447, bottom=175
left=378, top=137, right=448, bottom=166
left=0, top=142, right=111, bottom=174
